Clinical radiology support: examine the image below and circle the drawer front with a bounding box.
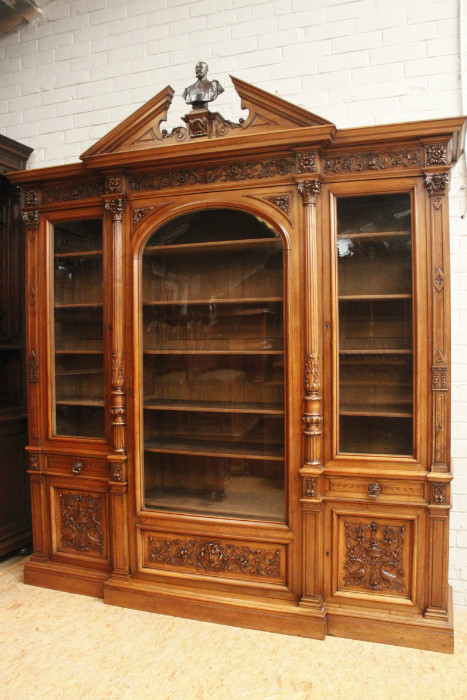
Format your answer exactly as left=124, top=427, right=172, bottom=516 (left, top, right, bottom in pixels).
left=326, top=476, right=426, bottom=504
left=141, top=529, right=287, bottom=586
left=46, top=454, right=109, bottom=480
left=50, top=480, right=109, bottom=563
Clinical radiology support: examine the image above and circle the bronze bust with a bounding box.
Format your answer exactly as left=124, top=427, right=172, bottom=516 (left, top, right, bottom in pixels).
left=182, top=62, right=224, bottom=110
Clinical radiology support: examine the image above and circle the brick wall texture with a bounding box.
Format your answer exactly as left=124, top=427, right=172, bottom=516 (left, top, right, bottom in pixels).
left=1, top=0, right=466, bottom=606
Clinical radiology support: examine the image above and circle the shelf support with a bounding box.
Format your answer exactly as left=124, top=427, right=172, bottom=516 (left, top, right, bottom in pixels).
left=297, top=178, right=325, bottom=613
left=104, top=183, right=130, bottom=582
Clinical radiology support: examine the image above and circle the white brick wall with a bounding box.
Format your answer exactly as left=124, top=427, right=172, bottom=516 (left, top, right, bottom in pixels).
left=1, top=0, right=466, bottom=606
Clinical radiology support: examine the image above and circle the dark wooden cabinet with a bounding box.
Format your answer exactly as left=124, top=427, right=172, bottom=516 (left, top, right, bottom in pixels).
left=0, top=135, right=33, bottom=556
left=9, top=76, right=466, bottom=652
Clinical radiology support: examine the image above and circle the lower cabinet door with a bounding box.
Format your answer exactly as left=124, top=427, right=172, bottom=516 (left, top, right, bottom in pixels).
left=49, top=478, right=110, bottom=565
left=324, top=501, right=426, bottom=614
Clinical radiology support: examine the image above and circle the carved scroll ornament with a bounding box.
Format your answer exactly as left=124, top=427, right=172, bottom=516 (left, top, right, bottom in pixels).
left=59, top=492, right=104, bottom=554
left=147, top=536, right=280, bottom=578
left=344, top=521, right=405, bottom=592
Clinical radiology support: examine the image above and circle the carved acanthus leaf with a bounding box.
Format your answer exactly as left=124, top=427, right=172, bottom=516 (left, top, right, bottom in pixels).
left=297, top=179, right=321, bottom=205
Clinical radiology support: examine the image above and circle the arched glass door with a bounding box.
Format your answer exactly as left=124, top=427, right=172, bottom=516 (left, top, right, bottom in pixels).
left=140, top=209, right=285, bottom=521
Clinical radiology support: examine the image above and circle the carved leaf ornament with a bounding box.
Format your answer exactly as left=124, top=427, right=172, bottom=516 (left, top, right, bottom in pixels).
left=343, top=521, right=405, bottom=592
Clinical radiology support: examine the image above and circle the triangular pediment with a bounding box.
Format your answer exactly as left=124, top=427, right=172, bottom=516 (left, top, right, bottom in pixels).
left=80, top=76, right=334, bottom=165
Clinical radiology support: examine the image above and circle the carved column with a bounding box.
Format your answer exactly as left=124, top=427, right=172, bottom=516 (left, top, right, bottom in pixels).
left=23, top=206, right=41, bottom=444
left=297, top=177, right=324, bottom=612
left=104, top=179, right=130, bottom=581
left=424, top=166, right=451, bottom=620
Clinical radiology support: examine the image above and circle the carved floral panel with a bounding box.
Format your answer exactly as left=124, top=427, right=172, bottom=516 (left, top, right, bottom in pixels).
left=143, top=531, right=285, bottom=583
left=56, top=489, right=106, bottom=559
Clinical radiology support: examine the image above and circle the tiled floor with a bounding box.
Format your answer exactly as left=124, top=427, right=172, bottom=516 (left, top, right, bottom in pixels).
left=1, top=554, right=466, bottom=700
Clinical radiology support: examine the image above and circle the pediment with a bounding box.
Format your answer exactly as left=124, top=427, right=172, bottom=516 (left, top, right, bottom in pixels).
left=80, top=76, right=334, bottom=164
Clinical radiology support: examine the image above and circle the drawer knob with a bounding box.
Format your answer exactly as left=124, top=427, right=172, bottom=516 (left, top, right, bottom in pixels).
left=368, top=482, right=382, bottom=498
left=72, top=460, right=84, bottom=474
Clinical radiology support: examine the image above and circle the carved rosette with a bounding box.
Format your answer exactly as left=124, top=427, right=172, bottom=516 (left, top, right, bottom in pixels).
left=304, top=477, right=317, bottom=498
left=325, top=149, right=422, bottom=173
left=264, top=194, right=290, bottom=214
left=343, top=521, right=405, bottom=592
left=105, top=198, right=127, bottom=222
left=425, top=144, right=447, bottom=166
left=105, top=176, right=122, bottom=194
left=27, top=350, right=39, bottom=383
left=297, top=179, right=321, bottom=205
left=147, top=536, right=281, bottom=578
left=29, top=453, right=40, bottom=471
left=431, top=482, right=447, bottom=503
left=424, top=173, right=448, bottom=198
left=25, top=190, right=39, bottom=207
left=297, top=152, right=317, bottom=174
left=59, top=492, right=104, bottom=554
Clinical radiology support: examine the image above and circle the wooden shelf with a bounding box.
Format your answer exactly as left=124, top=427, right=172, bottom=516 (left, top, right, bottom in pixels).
left=340, top=404, right=412, bottom=418
left=339, top=349, right=412, bottom=355
left=338, top=294, right=412, bottom=301
left=144, top=437, right=284, bottom=461
left=55, top=250, right=102, bottom=258
left=54, top=303, right=103, bottom=309
left=55, top=349, right=103, bottom=354
left=143, top=297, right=283, bottom=306
left=145, top=237, right=282, bottom=256
left=56, top=398, right=104, bottom=407
left=337, top=231, right=411, bottom=240
left=144, top=349, right=284, bottom=355
left=143, top=399, right=284, bottom=415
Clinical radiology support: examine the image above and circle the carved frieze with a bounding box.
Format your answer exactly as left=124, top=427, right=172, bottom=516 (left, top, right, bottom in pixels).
left=264, top=194, right=290, bottom=214
left=59, top=492, right=104, bottom=554
left=43, top=181, right=105, bottom=203
left=431, top=482, right=447, bottom=503
left=425, top=144, right=447, bottom=166
left=297, top=179, right=321, bottom=205
left=344, top=521, right=405, bottom=592
left=297, top=152, right=317, bottom=174
left=325, top=149, right=422, bottom=173
left=129, top=159, right=295, bottom=192
left=146, top=536, right=281, bottom=578
left=105, top=198, right=126, bottom=222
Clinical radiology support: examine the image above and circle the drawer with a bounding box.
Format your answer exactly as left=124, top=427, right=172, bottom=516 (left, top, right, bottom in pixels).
left=325, top=476, right=426, bottom=504
left=46, top=454, right=109, bottom=480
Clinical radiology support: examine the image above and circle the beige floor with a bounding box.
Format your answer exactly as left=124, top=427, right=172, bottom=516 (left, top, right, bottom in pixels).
left=1, top=555, right=467, bottom=700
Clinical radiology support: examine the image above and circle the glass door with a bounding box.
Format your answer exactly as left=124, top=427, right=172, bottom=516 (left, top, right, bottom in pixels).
left=52, top=218, right=105, bottom=438
left=141, top=209, right=285, bottom=521
left=336, top=193, right=414, bottom=456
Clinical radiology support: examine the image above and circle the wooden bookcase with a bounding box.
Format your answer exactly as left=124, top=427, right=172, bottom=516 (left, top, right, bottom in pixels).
left=8, top=77, right=466, bottom=652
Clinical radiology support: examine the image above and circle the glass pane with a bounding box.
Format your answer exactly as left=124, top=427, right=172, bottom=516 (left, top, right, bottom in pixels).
left=142, top=209, right=285, bottom=521
left=336, top=193, right=413, bottom=456
left=52, top=219, right=104, bottom=438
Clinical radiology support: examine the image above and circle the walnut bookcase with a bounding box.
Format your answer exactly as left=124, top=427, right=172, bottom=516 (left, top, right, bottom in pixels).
left=9, top=76, right=466, bottom=652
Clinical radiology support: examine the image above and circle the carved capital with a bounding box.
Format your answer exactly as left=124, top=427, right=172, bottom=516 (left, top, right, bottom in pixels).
left=105, top=198, right=127, bottom=222
left=297, top=179, right=321, bottom=205
left=297, top=151, right=317, bottom=174
left=425, top=144, right=447, bottom=166
left=105, top=176, right=122, bottom=194
left=424, top=173, right=448, bottom=198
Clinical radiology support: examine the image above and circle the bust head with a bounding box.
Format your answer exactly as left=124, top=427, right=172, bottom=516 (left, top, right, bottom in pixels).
left=195, top=61, right=208, bottom=80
